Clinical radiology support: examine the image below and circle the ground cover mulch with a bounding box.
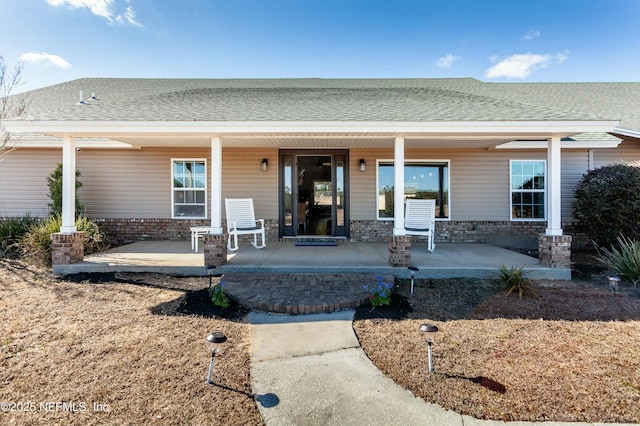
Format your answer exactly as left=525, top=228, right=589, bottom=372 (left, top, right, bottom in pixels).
left=0, top=259, right=261, bottom=426
left=353, top=256, right=640, bottom=423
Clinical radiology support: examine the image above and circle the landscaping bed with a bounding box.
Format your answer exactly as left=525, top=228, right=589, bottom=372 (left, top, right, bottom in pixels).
left=353, top=257, right=640, bottom=423
left=0, top=259, right=261, bottom=425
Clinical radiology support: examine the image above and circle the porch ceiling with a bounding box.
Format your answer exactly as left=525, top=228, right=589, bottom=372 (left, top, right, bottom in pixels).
left=99, top=134, right=521, bottom=149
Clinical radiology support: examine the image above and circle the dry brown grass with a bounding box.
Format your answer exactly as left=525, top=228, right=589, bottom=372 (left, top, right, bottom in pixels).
left=0, top=259, right=262, bottom=425
left=354, top=276, right=640, bottom=423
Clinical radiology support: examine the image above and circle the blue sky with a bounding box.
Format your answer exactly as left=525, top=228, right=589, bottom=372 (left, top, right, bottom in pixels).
left=2, top=0, right=639, bottom=93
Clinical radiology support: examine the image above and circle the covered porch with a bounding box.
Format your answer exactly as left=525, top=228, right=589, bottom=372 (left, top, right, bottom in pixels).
left=52, top=240, right=569, bottom=280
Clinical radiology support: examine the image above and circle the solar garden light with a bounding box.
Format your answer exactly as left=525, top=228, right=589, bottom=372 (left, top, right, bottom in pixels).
left=206, top=265, right=216, bottom=288
left=408, top=266, right=419, bottom=295
left=420, top=323, right=439, bottom=373
left=206, top=331, right=227, bottom=384
left=608, top=276, right=620, bottom=294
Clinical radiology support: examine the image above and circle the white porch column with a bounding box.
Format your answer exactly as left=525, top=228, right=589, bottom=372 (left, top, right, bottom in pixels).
left=393, top=136, right=406, bottom=236
left=546, top=135, right=563, bottom=236
left=60, top=136, right=77, bottom=233
left=210, top=136, right=223, bottom=234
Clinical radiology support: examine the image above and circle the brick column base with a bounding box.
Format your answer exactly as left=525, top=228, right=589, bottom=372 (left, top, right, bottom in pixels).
left=538, top=234, right=572, bottom=269
left=388, top=235, right=411, bottom=267
left=51, top=232, right=85, bottom=265
left=203, top=234, right=228, bottom=267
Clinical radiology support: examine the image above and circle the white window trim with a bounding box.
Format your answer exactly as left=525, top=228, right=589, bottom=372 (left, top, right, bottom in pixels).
left=509, top=159, right=546, bottom=221
left=376, top=159, right=451, bottom=221
left=171, top=158, right=208, bottom=219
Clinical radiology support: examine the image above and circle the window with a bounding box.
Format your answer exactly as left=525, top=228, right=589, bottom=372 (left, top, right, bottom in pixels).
left=172, top=159, right=207, bottom=218
left=377, top=161, right=449, bottom=219
left=510, top=160, right=545, bottom=220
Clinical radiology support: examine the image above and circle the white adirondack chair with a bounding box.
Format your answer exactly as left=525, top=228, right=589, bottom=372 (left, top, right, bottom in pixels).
left=404, top=198, right=436, bottom=252
left=225, top=198, right=266, bottom=251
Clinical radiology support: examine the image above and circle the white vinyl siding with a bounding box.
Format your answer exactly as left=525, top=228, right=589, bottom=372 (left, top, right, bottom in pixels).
left=1, top=143, right=636, bottom=225
left=0, top=149, right=60, bottom=217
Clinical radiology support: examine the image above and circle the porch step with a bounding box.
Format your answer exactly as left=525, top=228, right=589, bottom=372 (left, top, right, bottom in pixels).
left=220, top=272, right=390, bottom=315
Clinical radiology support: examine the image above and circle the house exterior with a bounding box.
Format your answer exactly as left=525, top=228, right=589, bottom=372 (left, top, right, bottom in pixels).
left=2, top=78, right=639, bottom=269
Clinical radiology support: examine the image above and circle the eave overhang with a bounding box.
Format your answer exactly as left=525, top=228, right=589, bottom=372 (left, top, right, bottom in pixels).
left=3, top=120, right=619, bottom=137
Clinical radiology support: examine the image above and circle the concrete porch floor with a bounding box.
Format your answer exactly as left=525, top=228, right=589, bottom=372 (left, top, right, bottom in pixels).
left=53, top=240, right=570, bottom=280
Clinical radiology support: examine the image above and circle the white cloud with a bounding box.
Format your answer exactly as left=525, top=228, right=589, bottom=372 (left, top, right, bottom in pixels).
left=47, top=0, right=142, bottom=26
left=485, top=52, right=569, bottom=79
left=118, top=6, right=142, bottom=27
left=436, top=54, right=461, bottom=69
left=522, top=29, right=541, bottom=40
left=20, top=52, right=72, bottom=69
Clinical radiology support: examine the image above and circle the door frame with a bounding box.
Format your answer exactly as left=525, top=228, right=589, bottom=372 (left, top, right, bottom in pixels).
left=279, top=149, right=350, bottom=238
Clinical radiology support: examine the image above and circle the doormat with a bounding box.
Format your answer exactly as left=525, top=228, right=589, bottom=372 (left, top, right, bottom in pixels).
left=295, top=240, right=338, bottom=246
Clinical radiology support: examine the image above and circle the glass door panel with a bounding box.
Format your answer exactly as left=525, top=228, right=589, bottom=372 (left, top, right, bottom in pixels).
left=279, top=150, right=349, bottom=238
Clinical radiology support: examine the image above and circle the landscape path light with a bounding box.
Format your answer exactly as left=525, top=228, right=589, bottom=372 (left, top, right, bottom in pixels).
left=420, top=323, right=439, bottom=373
left=207, top=265, right=216, bottom=288
left=408, top=266, right=419, bottom=295
left=608, top=276, right=620, bottom=294
left=206, top=331, right=227, bottom=384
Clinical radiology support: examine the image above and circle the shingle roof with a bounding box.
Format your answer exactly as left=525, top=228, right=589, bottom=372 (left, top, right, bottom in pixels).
left=8, top=78, right=638, bottom=131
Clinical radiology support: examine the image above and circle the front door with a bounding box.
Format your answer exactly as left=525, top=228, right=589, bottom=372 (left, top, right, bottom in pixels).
left=279, top=150, right=348, bottom=237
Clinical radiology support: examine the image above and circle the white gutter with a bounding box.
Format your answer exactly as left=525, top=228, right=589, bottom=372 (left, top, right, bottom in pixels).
left=613, top=127, right=640, bottom=139
left=495, top=140, right=621, bottom=149
left=3, top=120, right=620, bottom=137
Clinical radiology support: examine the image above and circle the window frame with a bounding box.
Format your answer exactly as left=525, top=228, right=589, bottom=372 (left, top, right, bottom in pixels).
left=171, top=158, right=208, bottom=219
left=376, top=159, right=451, bottom=221
left=509, top=159, right=546, bottom=221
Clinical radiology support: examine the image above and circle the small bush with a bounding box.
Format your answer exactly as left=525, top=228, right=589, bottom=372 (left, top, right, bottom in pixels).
left=364, top=276, right=394, bottom=307
left=491, top=264, right=538, bottom=300
left=47, top=163, right=83, bottom=217
left=209, top=282, right=231, bottom=308
left=573, top=163, right=640, bottom=246
left=596, top=234, right=640, bottom=287
left=0, top=215, right=38, bottom=257
left=20, top=215, right=108, bottom=265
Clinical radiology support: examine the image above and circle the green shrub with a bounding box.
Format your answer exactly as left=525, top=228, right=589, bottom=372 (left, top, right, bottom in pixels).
left=47, top=163, right=83, bottom=217
left=491, top=264, right=538, bottom=300
left=209, top=282, right=231, bottom=308
left=0, top=215, right=38, bottom=256
left=596, top=234, right=640, bottom=287
left=573, top=163, right=640, bottom=246
left=20, top=214, right=108, bottom=265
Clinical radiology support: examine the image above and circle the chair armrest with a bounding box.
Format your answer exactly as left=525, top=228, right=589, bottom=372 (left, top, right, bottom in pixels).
left=256, top=219, right=265, bottom=228
left=228, top=220, right=237, bottom=231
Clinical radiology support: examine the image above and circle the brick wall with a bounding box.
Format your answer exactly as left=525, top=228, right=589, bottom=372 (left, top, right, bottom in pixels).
left=51, top=232, right=84, bottom=265
left=93, top=217, right=585, bottom=253
left=94, top=218, right=279, bottom=244
left=350, top=220, right=547, bottom=250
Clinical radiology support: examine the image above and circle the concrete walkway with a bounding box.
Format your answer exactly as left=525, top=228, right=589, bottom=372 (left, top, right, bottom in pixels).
left=249, top=310, right=624, bottom=426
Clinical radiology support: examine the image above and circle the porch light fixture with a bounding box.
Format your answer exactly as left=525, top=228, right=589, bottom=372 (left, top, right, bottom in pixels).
left=359, top=159, right=366, bottom=172
left=419, top=323, right=439, bottom=373
left=261, top=158, right=268, bottom=172
left=206, top=331, right=227, bottom=384
left=408, top=266, right=419, bottom=295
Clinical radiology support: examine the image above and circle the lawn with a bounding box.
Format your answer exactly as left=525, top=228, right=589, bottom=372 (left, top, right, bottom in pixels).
left=0, top=259, right=262, bottom=425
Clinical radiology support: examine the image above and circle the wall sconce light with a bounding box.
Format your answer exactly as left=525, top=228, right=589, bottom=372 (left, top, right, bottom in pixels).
left=261, top=158, right=268, bottom=172
left=359, top=159, right=366, bottom=172
left=206, top=331, right=227, bottom=384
